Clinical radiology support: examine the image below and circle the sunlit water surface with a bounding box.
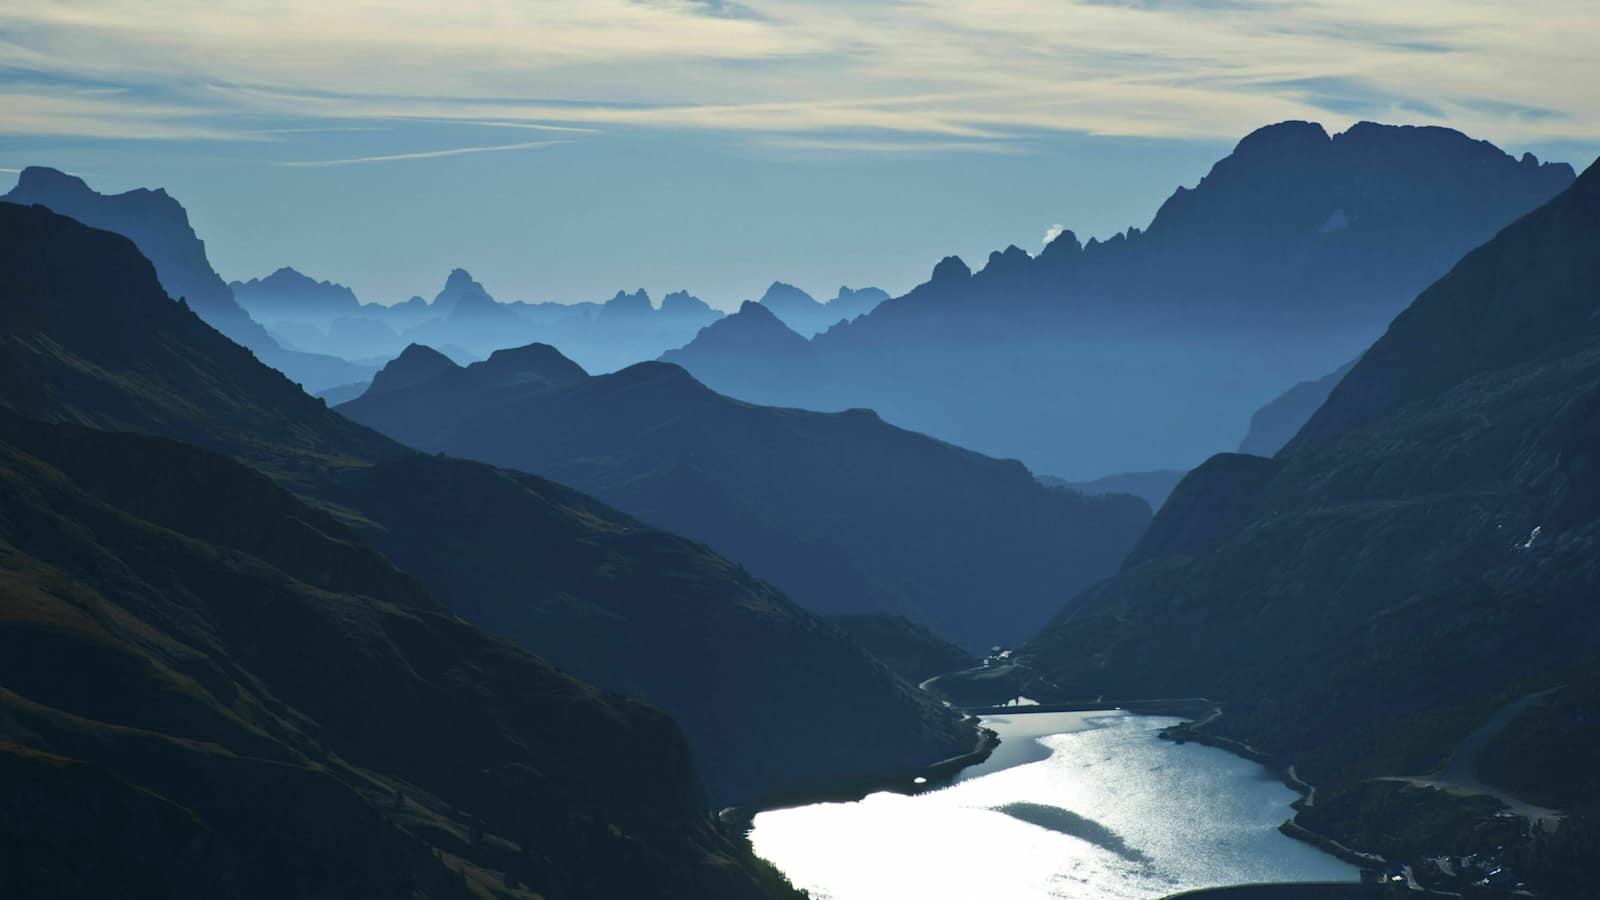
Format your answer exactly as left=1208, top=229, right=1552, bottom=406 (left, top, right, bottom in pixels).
left=749, top=712, right=1355, bottom=900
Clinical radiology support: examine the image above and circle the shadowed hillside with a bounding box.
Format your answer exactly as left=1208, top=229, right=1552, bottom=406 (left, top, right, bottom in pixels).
left=340, top=342, right=1152, bottom=649
left=1020, top=159, right=1600, bottom=888
left=0, top=411, right=798, bottom=900
left=0, top=201, right=974, bottom=807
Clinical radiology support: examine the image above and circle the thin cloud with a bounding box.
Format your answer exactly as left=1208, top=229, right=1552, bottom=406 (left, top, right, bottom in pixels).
left=238, top=125, right=394, bottom=135
left=1042, top=224, right=1067, bottom=246
left=757, top=135, right=1027, bottom=155
left=278, top=139, right=569, bottom=167
left=453, top=120, right=602, bottom=134
left=0, top=0, right=1596, bottom=146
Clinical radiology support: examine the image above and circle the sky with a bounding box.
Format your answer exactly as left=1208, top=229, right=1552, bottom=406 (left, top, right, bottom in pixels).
left=2, top=0, right=1597, bottom=309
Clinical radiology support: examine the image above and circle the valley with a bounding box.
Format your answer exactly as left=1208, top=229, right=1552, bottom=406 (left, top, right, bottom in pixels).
left=2, top=83, right=1598, bottom=900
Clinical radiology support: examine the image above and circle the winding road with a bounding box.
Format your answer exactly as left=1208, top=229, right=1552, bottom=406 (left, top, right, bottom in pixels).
left=1376, top=686, right=1565, bottom=824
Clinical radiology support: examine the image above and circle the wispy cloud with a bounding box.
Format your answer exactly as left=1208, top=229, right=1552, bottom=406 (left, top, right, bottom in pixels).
left=453, top=120, right=602, bottom=134
left=756, top=135, right=1027, bottom=155
left=1042, top=224, right=1067, bottom=246
left=277, top=139, right=568, bottom=167
left=238, top=125, right=394, bottom=136
left=0, top=0, right=1596, bottom=148
left=0, top=84, right=239, bottom=140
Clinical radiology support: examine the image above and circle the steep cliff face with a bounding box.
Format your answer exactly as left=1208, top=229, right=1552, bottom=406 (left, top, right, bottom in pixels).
left=3, top=167, right=374, bottom=392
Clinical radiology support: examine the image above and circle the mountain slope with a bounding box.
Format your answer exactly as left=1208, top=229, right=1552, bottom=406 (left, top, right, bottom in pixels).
left=1238, top=360, right=1355, bottom=456
left=0, top=411, right=795, bottom=900
left=753, top=283, right=889, bottom=337
left=0, top=201, right=974, bottom=806
left=231, top=266, right=362, bottom=321
left=1039, top=469, right=1189, bottom=512
left=339, top=345, right=1152, bottom=649
left=3, top=168, right=372, bottom=393
left=1020, top=159, right=1600, bottom=880
left=660, top=301, right=819, bottom=405
left=830, top=614, right=979, bottom=685
left=664, top=122, right=1575, bottom=478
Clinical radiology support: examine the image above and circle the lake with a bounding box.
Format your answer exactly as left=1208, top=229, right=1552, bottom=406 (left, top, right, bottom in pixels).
left=748, top=711, right=1356, bottom=899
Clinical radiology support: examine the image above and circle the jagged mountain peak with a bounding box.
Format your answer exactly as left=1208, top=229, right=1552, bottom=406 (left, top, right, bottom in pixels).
left=982, top=245, right=1032, bottom=276
left=432, top=267, right=495, bottom=311
left=603, top=288, right=655, bottom=316
left=736, top=298, right=781, bottom=320
left=660, top=289, right=717, bottom=316
left=759, top=281, right=821, bottom=311
left=930, top=255, right=972, bottom=284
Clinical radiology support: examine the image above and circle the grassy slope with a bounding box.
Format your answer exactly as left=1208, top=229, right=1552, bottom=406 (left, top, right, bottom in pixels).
left=0, top=412, right=797, bottom=900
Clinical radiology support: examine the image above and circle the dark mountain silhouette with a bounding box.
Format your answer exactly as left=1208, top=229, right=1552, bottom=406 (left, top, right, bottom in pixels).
left=0, top=201, right=973, bottom=806
left=754, top=281, right=889, bottom=336
left=231, top=266, right=362, bottom=319
left=826, top=285, right=890, bottom=323
left=1238, top=360, right=1356, bottom=456
left=387, top=274, right=722, bottom=374
left=430, top=266, right=494, bottom=313
left=661, top=301, right=818, bottom=404
left=340, top=343, right=1152, bottom=649
left=756, top=281, right=828, bottom=336
left=1018, top=158, right=1600, bottom=886
left=365, top=343, right=464, bottom=397
left=661, top=289, right=718, bottom=317
left=0, top=411, right=797, bottom=899
left=3, top=167, right=374, bottom=393
left=4, top=167, right=261, bottom=346
left=661, top=123, right=1576, bottom=480
left=234, top=267, right=410, bottom=360
left=226, top=258, right=728, bottom=383
left=601, top=288, right=654, bottom=317
left=1039, top=469, right=1189, bottom=512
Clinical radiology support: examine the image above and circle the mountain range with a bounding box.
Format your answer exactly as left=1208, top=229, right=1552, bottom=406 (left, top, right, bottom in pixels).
left=338, top=341, right=1151, bottom=649
left=661, top=122, right=1576, bottom=480
left=1014, top=157, right=1600, bottom=887
left=3, top=167, right=375, bottom=393
left=237, top=263, right=726, bottom=375
left=0, top=200, right=975, bottom=819
left=751, top=281, right=889, bottom=337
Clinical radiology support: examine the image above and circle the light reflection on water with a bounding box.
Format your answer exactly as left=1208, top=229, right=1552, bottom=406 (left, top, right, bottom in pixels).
left=748, top=712, right=1355, bottom=900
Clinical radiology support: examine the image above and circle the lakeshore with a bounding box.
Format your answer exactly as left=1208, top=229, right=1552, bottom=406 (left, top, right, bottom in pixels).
left=746, top=711, right=1356, bottom=899
left=718, top=721, right=1001, bottom=832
